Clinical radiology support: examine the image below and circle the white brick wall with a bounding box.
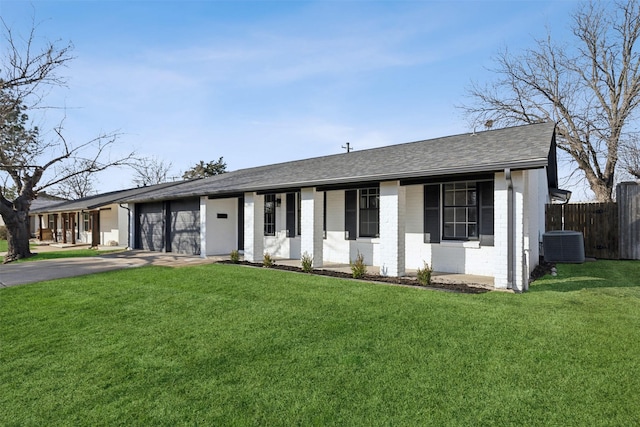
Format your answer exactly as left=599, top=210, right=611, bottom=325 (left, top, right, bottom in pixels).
left=204, top=197, right=238, bottom=256
left=322, top=189, right=381, bottom=266
left=379, top=181, right=405, bottom=276
left=262, top=192, right=298, bottom=259
left=300, top=188, right=324, bottom=267
left=236, top=172, right=549, bottom=286
left=492, top=170, right=542, bottom=291
left=79, top=206, right=129, bottom=246
left=404, top=184, right=496, bottom=277
left=324, top=190, right=350, bottom=264
left=244, top=192, right=264, bottom=263
left=494, top=172, right=510, bottom=289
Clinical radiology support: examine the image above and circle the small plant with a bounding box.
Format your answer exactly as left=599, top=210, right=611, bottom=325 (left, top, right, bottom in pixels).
left=263, top=252, right=274, bottom=268
left=350, top=251, right=367, bottom=279
left=230, top=249, right=240, bottom=264
left=301, top=252, right=313, bottom=273
left=416, top=261, right=433, bottom=286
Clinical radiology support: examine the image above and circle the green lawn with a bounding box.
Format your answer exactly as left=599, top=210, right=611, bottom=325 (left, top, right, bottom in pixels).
left=0, top=239, right=122, bottom=261
left=1, top=261, right=639, bottom=426
left=15, top=248, right=124, bottom=262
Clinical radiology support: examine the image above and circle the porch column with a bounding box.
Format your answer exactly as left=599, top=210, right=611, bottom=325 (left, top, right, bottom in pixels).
left=379, top=181, right=406, bottom=277
left=300, top=187, right=324, bottom=267
left=71, top=213, right=76, bottom=244
left=62, top=213, right=67, bottom=243
left=53, top=214, right=58, bottom=242
left=200, top=196, right=207, bottom=258
left=38, top=215, right=43, bottom=240
left=244, top=192, right=264, bottom=263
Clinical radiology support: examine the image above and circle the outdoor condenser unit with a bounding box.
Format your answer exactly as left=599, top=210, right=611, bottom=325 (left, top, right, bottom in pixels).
left=543, top=230, right=585, bottom=263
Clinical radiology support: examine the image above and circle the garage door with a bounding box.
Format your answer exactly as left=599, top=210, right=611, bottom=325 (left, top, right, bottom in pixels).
left=169, top=199, right=200, bottom=255
left=136, top=202, right=165, bottom=251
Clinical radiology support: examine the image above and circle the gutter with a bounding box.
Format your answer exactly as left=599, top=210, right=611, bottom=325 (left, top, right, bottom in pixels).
left=505, top=168, right=514, bottom=290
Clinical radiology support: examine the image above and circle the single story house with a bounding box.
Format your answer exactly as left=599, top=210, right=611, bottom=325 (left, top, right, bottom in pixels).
left=119, top=122, right=564, bottom=292
left=29, top=182, right=184, bottom=247
left=1, top=193, right=65, bottom=234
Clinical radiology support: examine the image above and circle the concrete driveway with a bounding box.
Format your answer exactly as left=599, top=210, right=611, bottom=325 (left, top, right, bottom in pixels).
left=0, top=250, right=216, bottom=288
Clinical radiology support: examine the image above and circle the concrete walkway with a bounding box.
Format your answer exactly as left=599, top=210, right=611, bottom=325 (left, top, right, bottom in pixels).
left=0, top=250, right=216, bottom=288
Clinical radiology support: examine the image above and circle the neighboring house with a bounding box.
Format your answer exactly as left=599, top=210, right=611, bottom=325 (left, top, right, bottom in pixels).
left=28, top=193, right=69, bottom=236
left=0, top=192, right=66, bottom=233
left=119, top=122, right=566, bottom=292
left=30, top=182, right=184, bottom=247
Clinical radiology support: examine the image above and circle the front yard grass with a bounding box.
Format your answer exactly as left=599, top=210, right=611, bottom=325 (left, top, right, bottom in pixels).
left=1, top=260, right=639, bottom=425
left=15, top=248, right=124, bottom=262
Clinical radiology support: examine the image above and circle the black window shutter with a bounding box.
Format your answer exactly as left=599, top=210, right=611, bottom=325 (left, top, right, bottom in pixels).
left=323, top=192, right=327, bottom=238
left=286, top=193, right=296, bottom=238
left=237, top=196, right=244, bottom=250
left=479, top=181, right=495, bottom=246
left=423, top=185, right=440, bottom=243
left=345, top=190, right=357, bottom=240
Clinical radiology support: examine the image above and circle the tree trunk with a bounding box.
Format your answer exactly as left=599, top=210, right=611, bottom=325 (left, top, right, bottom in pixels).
left=3, top=209, right=33, bottom=263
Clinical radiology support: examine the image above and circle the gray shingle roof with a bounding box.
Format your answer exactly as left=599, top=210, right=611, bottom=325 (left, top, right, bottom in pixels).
left=30, top=181, right=185, bottom=214
left=120, top=122, right=557, bottom=203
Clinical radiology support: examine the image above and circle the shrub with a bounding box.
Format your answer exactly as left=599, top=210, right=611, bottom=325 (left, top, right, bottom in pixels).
left=230, top=249, right=240, bottom=264
left=301, top=252, right=313, bottom=273
left=263, top=252, right=274, bottom=268
left=416, top=261, right=433, bottom=286
left=0, top=226, right=7, bottom=240
left=350, top=251, right=367, bottom=279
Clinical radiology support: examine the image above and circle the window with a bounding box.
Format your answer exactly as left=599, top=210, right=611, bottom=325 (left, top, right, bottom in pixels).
left=443, top=182, right=478, bottom=239
left=83, top=213, right=91, bottom=232
left=425, top=180, right=493, bottom=245
left=264, top=194, right=276, bottom=236
left=48, top=214, right=56, bottom=230
left=359, top=188, right=379, bottom=237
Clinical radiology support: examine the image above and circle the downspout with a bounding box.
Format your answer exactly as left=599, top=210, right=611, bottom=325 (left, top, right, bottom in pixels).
left=505, top=168, right=514, bottom=290
left=119, top=203, right=132, bottom=250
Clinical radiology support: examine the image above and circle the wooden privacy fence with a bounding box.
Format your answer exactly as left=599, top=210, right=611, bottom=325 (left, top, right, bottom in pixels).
left=546, top=202, right=619, bottom=260
left=545, top=182, right=640, bottom=260
left=617, top=182, right=640, bottom=260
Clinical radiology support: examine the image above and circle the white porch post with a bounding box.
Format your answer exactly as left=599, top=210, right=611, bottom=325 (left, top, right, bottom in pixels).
left=379, top=181, right=406, bottom=277
left=200, top=196, right=207, bottom=258
left=300, top=187, right=324, bottom=267
left=244, top=192, right=264, bottom=263
left=493, top=172, right=510, bottom=289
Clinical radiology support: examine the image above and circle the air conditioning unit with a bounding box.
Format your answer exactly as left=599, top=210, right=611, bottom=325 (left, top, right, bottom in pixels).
left=543, top=230, right=585, bottom=263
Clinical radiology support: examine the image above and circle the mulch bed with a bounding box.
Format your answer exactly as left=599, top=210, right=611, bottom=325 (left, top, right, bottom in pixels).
left=218, top=260, right=491, bottom=294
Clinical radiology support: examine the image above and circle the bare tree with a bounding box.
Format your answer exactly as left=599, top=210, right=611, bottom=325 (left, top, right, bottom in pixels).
left=460, top=0, right=640, bottom=202
left=131, top=156, right=174, bottom=187
left=0, top=19, right=134, bottom=262
left=620, top=136, right=640, bottom=179
left=51, top=160, right=98, bottom=199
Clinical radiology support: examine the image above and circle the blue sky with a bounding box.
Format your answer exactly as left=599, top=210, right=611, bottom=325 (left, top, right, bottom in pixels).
left=2, top=0, right=581, bottom=194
